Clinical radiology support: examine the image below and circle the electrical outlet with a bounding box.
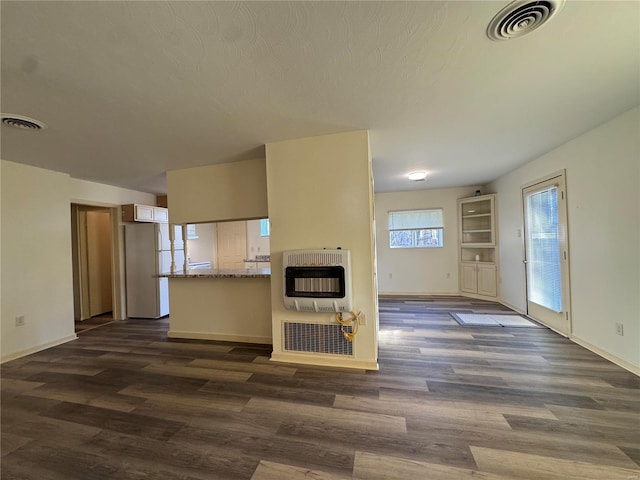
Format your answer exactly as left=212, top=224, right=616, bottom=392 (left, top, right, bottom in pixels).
left=616, top=323, right=624, bottom=336
left=15, top=315, right=25, bottom=326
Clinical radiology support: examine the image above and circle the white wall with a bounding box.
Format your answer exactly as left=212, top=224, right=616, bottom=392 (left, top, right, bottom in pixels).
left=266, top=131, right=378, bottom=370
left=488, top=107, right=639, bottom=371
left=375, top=186, right=481, bottom=295
left=1, top=160, right=155, bottom=361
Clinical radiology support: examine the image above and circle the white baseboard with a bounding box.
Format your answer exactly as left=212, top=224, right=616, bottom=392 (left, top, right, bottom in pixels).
left=167, top=330, right=272, bottom=345
left=378, top=291, right=460, bottom=297
left=270, top=351, right=379, bottom=371
left=570, top=335, right=639, bottom=376
left=1, top=334, right=78, bottom=364
left=498, top=299, right=526, bottom=314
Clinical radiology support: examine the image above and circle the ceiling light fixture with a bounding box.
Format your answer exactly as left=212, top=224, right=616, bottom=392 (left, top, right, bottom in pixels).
left=408, top=171, right=428, bottom=181
left=1, top=114, right=47, bottom=130
left=487, top=0, right=565, bottom=41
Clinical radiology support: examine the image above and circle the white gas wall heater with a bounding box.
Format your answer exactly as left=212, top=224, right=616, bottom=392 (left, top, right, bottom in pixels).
left=283, top=249, right=352, bottom=313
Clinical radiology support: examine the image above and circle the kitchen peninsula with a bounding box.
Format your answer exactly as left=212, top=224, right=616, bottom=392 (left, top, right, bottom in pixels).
left=159, top=267, right=272, bottom=344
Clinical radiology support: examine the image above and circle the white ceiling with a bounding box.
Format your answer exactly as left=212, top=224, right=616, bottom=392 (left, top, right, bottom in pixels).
left=1, top=1, right=638, bottom=194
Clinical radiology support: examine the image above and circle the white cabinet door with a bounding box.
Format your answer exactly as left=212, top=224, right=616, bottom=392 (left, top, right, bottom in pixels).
left=153, top=207, right=168, bottom=223
left=135, top=204, right=154, bottom=222
left=460, top=263, right=478, bottom=294
left=477, top=264, right=497, bottom=297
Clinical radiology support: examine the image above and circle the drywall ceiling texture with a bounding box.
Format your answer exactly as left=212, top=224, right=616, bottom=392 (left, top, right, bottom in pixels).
left=1, top=1, right=638, bottom=194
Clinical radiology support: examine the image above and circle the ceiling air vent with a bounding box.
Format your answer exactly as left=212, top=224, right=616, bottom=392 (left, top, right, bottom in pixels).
left=487, top=0, right=565, bottom=41
left=1, top=114, right=47, bottom=130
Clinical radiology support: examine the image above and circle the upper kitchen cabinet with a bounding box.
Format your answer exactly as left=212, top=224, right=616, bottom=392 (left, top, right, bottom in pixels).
left=122, top=204, right=168, bottom=223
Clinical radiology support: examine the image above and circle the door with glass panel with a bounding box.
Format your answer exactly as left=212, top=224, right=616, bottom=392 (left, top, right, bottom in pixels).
left=522, top=173, right=571, bottom=335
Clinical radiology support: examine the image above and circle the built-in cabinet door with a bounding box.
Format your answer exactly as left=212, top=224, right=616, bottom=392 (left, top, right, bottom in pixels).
left=460, top=263, right=478, bottom=293
left=477, top=264, right=497, bottom=297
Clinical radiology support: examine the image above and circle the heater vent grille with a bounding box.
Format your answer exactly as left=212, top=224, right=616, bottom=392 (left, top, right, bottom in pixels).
left=285, top=251, right=344, bottom=266
left=284, top=322, right=353, bottom=355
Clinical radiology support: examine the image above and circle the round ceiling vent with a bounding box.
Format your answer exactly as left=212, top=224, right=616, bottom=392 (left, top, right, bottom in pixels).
left=1, top=114, right=47, bottom=130
left=487, top=0, right=565, bottom=41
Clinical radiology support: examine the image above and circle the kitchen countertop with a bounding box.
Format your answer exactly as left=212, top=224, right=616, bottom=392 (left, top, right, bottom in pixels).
left=158, top=267, right=270, bottom=279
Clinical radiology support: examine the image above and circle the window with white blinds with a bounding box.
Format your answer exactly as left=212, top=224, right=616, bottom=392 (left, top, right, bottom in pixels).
left=388, top=209, right=444, bottom=248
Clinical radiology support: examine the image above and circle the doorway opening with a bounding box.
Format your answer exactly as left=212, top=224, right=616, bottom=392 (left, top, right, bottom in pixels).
left=522, top=171, right=571, bottom=336
left=71, top=204, right=116, bottom=333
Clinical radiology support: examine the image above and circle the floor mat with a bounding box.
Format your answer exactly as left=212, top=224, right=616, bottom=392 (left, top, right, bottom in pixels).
left=450, top=312, right=544, bottom=328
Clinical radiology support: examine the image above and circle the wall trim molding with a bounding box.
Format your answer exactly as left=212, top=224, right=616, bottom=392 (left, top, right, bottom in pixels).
left=1, top=334, right=78, bottom=364
left=167, top=330, right=272, bottom=345
left=378, top=291, right=460, bottom=297
left=571, top=335, right=639, bottom=377
left=270, top=351, right=379, bottom=371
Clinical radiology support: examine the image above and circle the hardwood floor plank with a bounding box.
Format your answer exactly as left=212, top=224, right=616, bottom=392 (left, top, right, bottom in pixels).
left=242, top=397, right=407, bottom=434
left=352, top=451, right=511, bottom=480
left=503, top=413, right=640, bottom=445
left=470, top=445, right=640, bottom=480
left=250, top=460, right=351, bottom=480
left=41, top=401, right=184, bottom=441
left=119, top=383, right=250, bottom=411
left=425, top=380, right=604, bottom=409
left=277, top=420, right=477, bottom=469
left=189, top=358, right=298, bottom=376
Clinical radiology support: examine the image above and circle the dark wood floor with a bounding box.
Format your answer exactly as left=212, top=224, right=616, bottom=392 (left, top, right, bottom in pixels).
left=2, top=296, right=639, bottom=479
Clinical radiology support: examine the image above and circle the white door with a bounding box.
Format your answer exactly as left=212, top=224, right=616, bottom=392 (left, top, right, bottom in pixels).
left=523, top=173, right=571, bottom=335
left=217, top=221, right=247, bottom=269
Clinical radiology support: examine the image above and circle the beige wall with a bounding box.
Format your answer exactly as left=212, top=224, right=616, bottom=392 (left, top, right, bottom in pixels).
left=266, top=130, right=378, bottom=370
left=1, top=160, right=155, bottom=361
left=488, top=107, right=639, bottom=372
left=167, top=158, right=268, bottom=224
left=1, top=161, right=76, bottom=361
left=168, top=278, right=272, bottom=343
left=186, top=223, right=217, bottom=265
left=375, top=186, right=481, bottom=295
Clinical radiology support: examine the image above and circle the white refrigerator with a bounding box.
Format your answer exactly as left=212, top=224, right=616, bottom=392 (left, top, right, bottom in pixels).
left=125, top=223, right=184, bottom=318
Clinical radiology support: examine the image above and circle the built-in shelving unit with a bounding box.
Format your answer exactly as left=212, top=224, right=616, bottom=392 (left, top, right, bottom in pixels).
left=458, top=194, right=498, bottom=299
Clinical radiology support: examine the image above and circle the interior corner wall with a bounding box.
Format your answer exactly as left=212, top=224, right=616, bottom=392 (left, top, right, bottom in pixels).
left=1, top=160, right=156, bottom=361
left=374, top=186, right=481, bottom=295
left=166, top=158, right=268, bottom=224
left=266, top=130, right=378, bottom=370
left=488, top=106, right=640, bottom=371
